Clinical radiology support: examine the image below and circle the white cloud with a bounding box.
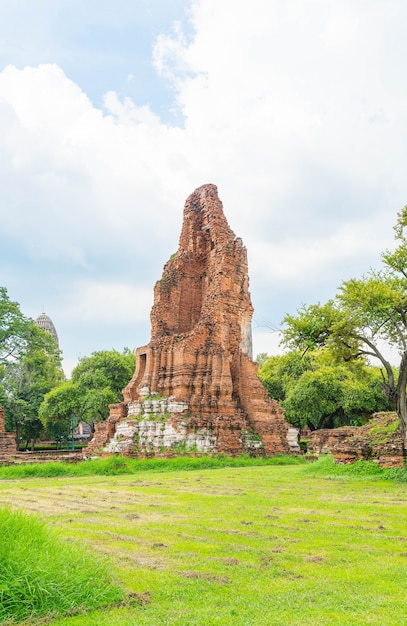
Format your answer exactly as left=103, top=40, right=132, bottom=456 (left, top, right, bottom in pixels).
left=248, top=210, right=395, bottom=283
left=1, top=0, right=407, bottom=370
left=252, top=328, right=283, bottom=362
left=59, top=280, right=153, bottom=325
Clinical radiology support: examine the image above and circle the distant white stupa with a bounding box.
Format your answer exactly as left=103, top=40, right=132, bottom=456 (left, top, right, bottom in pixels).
left=35, top=312, right=59, bottom=349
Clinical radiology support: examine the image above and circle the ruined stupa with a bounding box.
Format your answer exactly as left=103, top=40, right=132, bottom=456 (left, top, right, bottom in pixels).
left=86, top=184, right=296, bottom=456
left=35, top=312, right=59, bottom=349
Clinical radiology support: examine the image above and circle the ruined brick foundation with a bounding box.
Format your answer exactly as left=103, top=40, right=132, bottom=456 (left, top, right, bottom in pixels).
left=308, top=413, right=405, bottom=467
left=85, top=184, right=298, bottom=458
left=0, top=406, right=16, bottom=460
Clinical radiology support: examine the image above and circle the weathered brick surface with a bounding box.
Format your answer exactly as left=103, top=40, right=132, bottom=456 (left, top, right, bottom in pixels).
left=308, top=413, right=405, bottom=467
left=85, top=415, right=122, bottom=456
left=0, top=406, right=17, bottom=460
left=86, top=184, right=294, bottom=457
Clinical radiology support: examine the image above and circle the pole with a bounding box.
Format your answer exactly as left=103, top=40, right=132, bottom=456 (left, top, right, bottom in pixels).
left=71, top=414, right=75, bottom=451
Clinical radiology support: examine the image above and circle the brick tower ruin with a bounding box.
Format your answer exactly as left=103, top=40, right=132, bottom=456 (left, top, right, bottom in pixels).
left=86, top=184, right=297, bottom=457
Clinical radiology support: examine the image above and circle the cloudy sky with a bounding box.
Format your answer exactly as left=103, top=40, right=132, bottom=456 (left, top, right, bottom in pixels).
left=1, top=0, right=406, bottom=375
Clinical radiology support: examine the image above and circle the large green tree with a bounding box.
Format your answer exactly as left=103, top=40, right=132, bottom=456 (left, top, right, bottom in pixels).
left=39, top=349, right=135, bottom=441
left=2, top=345, right=64, bottom=449
left=281, top=205, right=407, bottom=441
left=259, top=351, right=390, bottom=431
left=0, top=287, right=49, bottom=364
left=0, top=287, right=63, bottom=447
left=258, top=351, right=312, bottom=402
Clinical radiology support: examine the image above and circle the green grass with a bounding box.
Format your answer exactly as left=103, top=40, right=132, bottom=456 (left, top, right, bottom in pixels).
left=0, top=460, right=407, bottom=624
left=0, top=507, right=124, bottom=624
left=304, top=453, right=407, bottom=482
left=0, top=453, right=306, bottom=480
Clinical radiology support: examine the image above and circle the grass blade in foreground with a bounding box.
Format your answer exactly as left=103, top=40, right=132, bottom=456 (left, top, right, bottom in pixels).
left=0, top=507, right=124, bottom=624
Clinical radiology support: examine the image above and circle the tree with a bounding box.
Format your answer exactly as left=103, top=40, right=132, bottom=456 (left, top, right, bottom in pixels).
left=259, top=351, right=390, bottom=431
left=258, top=351, right=312, bottom=401
left=38, top=381, right=80, bottom=446
left=39, top=349, right=135, bottom=441
left=0, top=287, right=50, bottom=364
left=281, top=205, right=407, bottom=441
left=71, top=349, right=134, bottom=394
left=0, top=287, right=64, bottom=448
left=2, top=346, right=64, bottom=449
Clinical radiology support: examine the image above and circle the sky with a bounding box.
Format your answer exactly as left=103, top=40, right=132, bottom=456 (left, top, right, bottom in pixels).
left=0, top=0, right=406, bottom=376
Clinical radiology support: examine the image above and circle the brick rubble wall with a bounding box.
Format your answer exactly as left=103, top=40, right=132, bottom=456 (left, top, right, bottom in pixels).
left=308, top=413, right=405, bottom=467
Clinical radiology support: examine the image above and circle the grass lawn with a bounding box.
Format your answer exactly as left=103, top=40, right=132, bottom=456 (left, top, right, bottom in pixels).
left=0, top=463, right=407, bottom=625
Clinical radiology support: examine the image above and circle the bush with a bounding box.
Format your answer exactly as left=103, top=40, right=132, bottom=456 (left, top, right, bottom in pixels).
left=303, top=454, right=407, bottom=482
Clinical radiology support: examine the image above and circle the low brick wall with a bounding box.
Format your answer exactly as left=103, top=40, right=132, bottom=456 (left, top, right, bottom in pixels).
left=308, top=413, right=405, bottom=467
left=0, top=406, right=16, bottom=460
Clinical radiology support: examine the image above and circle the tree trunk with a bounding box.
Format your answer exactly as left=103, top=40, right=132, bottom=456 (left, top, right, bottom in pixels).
left=15, top=422, right=21, bottom=452
left=396, top=351, right=407, bottom=447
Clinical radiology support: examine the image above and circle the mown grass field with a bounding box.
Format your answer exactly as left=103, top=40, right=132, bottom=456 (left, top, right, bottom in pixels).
left=1, top=461, right=407, bottom=625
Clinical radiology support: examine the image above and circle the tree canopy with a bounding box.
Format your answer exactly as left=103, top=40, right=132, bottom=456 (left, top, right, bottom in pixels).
left=258, top=351, right=391, bottom=431
left=0, top=287, right=55, bottom=364
left=2, top=346, right=64, bottom=448
left=281, top=205, right=407, bottom=440
left=39, top=349, right=135, bottom=440
left=0, top=287, right=63, bottom=448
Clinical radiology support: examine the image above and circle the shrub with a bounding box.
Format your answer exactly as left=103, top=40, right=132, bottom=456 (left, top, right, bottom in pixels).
left=303, top=454, right=407, bottom=482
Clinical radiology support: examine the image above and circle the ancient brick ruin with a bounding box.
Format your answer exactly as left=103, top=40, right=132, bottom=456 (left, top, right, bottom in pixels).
left=0, top=406, right=16, bottom=459
left=86, top=184, right=297, bottom=457
left=308, top=413, right=405, bottom=467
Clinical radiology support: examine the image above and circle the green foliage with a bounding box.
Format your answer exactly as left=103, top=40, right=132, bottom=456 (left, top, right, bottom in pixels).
left=303, top=454, right=385, bottom=477
left=368, top=415, right=400, bottom=445
left=383, top=204, right=407, bottom=275
left=259, top=351, right=391, bottom=430
left=143, top=392, right=163, bottom=401
left=0, top=287, right=38, bottom=364
left=258, top=351, right=312, bottom=401
left=39, top=349, right=135, bottom=439
left=279, top=204, right=407, bottom=440
left=0, top=507, right=124, bottom=623
left=284, top=365, right=347, bottom=429
left=39, top=381, right=81, bottom=441
left=71, top=349, right=134, bottom=396
left=281, top=277, right=407, bottom=363
left=1, top=340, right=64, bottom=449
left=0, top=287, right=63, bottom=449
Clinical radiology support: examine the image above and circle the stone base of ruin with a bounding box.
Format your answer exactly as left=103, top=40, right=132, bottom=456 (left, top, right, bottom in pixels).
left=85, top=396, right=297, bottom=459
left=307, top=413, right=405, bottom=467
